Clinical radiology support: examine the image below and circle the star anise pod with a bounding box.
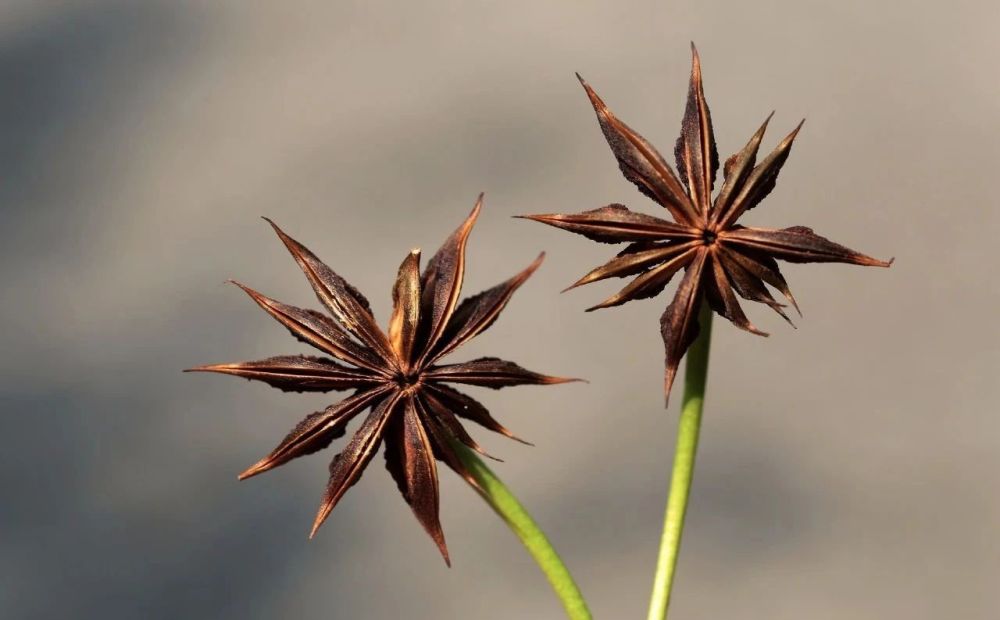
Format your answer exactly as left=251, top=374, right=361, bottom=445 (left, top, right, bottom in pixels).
left=522, top=44, right=891, bottom=404
left=187, top=195, right=576, bottom=564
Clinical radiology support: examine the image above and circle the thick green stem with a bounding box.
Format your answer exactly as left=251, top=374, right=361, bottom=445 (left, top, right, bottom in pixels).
left=453, top=442, right=592, bottom=620
left=646, top=301, right=714, bottom=620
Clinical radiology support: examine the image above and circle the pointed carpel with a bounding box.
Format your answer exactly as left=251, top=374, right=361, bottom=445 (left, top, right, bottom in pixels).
left=427, top=362, right=585, bottom=389
left=515, top=206, right=699, bottom=245
left=719, top=119, right=806, bottom=229
left=563, top=241, right=700, bottom=293
left=717, top=246, right=797, bottom=328
left=724, top=224, right=892, bottom=269
left=421, top=411, right=485, bottom=495
left=677, top=42, right=717, bottom=216
left=709, top=250, right=768, bottom=337
left=183, top=363, right=232, bottom=374
left=423, top=382, right=542, bottom=446
left=309, top=504, right=332, bottom=540
left=417, top=390, right=506, bottom=462
left=575, top=73, right=699, bottom=224
left=711, top=112, right=774, bottom=226
left=237, top=458, right=272, bottom=481
left=225, top=280, right=388, bottom=375
left=388, top=248, right=422, bottom=371
left=585, top=248, right=697, bottom=311
left=400, top=399, right=450, bottom=565
left=183, top=358, right=376, bottom=382
left=261, top=217, right=395, bottom=361
left=660, top=252, right=708, bottom=406
left=416, top=194, right=483, bottom=365
left=236, top=387, right=391, bottom=481
left=718, top=246, right=803, bottom=316
left=309, top=395, right=400, bottom=538
left=428, top=251, right=546, bottom=362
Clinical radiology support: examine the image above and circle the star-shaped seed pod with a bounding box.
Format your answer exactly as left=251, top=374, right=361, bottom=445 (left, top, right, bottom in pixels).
left=187, top=195, right=576, bottom=564
left=521, top=44, right=891, bottom=404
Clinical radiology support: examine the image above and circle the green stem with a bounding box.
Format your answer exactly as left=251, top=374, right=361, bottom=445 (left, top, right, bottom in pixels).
left=454, top=441, right=592, bottom=620
left=646, top=301, right=714, bottom=620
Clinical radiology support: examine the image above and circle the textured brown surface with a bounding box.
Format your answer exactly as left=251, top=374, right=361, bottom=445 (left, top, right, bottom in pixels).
left=1, top=1, right=998, bottom=619
left=188, top=200, right=573, bottom=563
left=524, top=46, right=890, bottom=404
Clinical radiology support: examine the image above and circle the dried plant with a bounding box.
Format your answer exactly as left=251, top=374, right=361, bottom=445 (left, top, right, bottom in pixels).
left=188, top=195, right=576, bottom=564
left=522, top=44, right=891, bottom=404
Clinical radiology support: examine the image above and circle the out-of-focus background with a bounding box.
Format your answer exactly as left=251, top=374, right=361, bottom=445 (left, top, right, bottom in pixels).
left=2, top=1, right=998, bottom=618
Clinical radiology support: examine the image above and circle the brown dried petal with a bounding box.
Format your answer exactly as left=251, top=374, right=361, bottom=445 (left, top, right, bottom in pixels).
left=195, top=202, right=580, bottom=561
left=424, top=383, right=528, bottom=445
left=674, top=43, right=718, bottom=215
left=185, top=355, right=381, bottom=392
left=705, top=252, right=767, bottom=336
left=563, top=243, right=666, bottom=291
left=426, top=357, right=580, bottom=389
left=717, top=248, right=794, bottom=325
left=417, top=196, right=481, bottom=363
left=566, top=241, right=698, bottom=291
left=719, top=245, right=801, bottom=314
left=238, top=386, right=390, bottom=481
left=400, top=397, right=449, bottom=564
left=415, top=395, right=483, bottom=493
left=419, top=389, right=498, bottom=458
left=711, top=113, right=771, bottom=225
left=310, top=392, right=403, bottom=538
left=230, top=281, right=386, bottom=374
left=430, top=252, right=545, bottom=361
left=264, top=218, right=395, bottom=361
left=724, top=226, right=893, bottom=266
left=718, top=122, right=804, bottom=228
left=388, top=250, right=422, bottom=369
left=522, top=49, right=892, bottom=405
left=587, top=246, right=699, bottom=311
left=576, top=74, right=698, bottom=223
left=383, top=413, right=408, bottom=498
left=518, top=205, right=698, bottom=245
left=660, top=251, right=708, bottom=405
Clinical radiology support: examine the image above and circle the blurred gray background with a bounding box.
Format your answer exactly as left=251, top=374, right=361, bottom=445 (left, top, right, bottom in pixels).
left=1, top=1, right=997, bottom=618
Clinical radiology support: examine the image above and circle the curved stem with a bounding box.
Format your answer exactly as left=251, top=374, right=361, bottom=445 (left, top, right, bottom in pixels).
left=646, top=301, right=714, bottom=620
left=453, top=442, right=592, bottom=620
